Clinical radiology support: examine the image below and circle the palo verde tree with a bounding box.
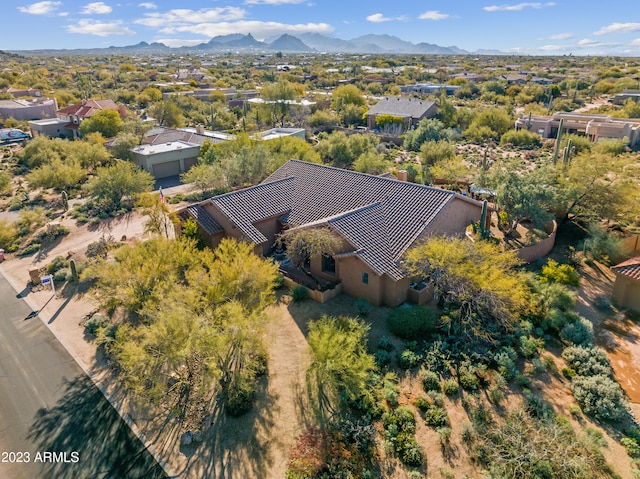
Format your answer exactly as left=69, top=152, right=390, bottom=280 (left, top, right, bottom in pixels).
left=306, top=315, right=377, bottom=421
left=87, top=237, right=279, bottom=417
left=87, top=160, right=154, bottom=210
left=79, top=109, right=123, bottom=138
left=404, top=236, right=532, bottom=340
left=279, top=227, right=341, bottom=273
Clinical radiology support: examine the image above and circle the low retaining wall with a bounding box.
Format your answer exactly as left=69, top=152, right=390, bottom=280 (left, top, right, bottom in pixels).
left=408, top=283, right=434, bottom=305
left=283, top=277, right=343, bottom=304
left=516, top=220, right=558, bottom=263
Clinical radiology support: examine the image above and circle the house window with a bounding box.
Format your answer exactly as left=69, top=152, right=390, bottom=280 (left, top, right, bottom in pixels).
left=362, top=272, right=369, bottom=284
left=322, top=254, right=335, bottom=274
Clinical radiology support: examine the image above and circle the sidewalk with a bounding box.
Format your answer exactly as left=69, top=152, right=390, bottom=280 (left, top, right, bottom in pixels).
left=0, top=215, right=178, bottom=478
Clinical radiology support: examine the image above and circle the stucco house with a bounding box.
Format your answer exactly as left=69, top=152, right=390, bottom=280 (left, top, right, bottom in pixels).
left=515, top=112, right=640, bottom=147
left=56, top=99, right=126, bottom=139
left=177, top=160, right=485, bottom=307
left=611, top=257, right=640, bottom=312
left=366, top=97, right=437, bottom=130
left=130, top=140, right=200, bottom=179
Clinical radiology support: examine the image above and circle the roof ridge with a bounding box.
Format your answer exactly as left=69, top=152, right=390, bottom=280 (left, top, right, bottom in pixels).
left=284, top=160, right=455, bottom=195
left=208, top=176, right=294, bottom=203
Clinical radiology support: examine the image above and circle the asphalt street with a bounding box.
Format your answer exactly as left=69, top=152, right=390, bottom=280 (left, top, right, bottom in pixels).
left=0, top=274, right=166, bottom=479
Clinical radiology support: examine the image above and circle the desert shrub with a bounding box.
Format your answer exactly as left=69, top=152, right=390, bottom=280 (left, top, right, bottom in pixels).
left=374, top=349, right=391, bottom=367
left=519, top=335, right=544, bottom=358
left=291, top=285, right=309, bottom=302
left=225, top=375, right=257, bottom=417
left=354, top=297, right=370, bottom=317
left=562, top=345, right=612, bottom=377
left=86, top=237, right=111, bottom=259
left=540, top=259, right=580, bottom=287
left=424, top=405, right=449, bottom=428
left=386, top=306, right=436, bottom=339
left=17, top=242, right=40, bottom=257
left=427, top=391, right=445, bottom=407
left=582, top=224, right=624, bottom=266
left=489, top=387, right=504, bottom=405
left=562, top=367, right=577, bottom=379
left=500, top=129, right=542, bottom=147
left=477, top=410, right=613, bottom=478
left=458, top=369, right=480, bottom=391
left=516, top=374, right=532, bottom=388
left=442, top=378, right=459, bottom=396
left=572, top=374, right=627, bottom=421
left=47, top=255, right=69, bottom=274
left=84, top=313, right=110, bottom=337
left=53, top=269, right=68, bottom=283
left=414, top=396, right=431, bottom=412
left=421, top=370, right=440, bottom=392
left=383, top=407, right=424, bottom=466
left=398, top=349, right=422, bottom=369
left=561, top=316, right=594, bottom=346
left=622, top=437, right=640, bottom=458
left=378, top=336, right=394, bottom=352
left=495, top=347, right=518, bottom=380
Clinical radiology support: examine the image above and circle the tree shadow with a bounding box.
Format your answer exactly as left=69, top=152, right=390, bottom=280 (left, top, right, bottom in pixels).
left=27, top=375, right=166, bottom=479
left=175, top=375, right=280, bottom=479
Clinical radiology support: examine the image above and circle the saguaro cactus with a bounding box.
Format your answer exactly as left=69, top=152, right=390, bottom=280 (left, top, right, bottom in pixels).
left=70, top=259, right=78, bottom=283
left=552, top=118, right=564, bottom=165
left=480, top=200, right=489, bottom=239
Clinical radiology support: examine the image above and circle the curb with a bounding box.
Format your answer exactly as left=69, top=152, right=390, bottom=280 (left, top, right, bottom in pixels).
left=0, top=264, right=178, bottom=478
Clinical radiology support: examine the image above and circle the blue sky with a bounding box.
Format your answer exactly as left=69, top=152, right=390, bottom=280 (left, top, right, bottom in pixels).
left=5, top=0, right=640, bottom=55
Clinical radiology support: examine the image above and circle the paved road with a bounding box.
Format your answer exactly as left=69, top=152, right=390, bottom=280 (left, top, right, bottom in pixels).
left=0, top=275, right=166, bottom=479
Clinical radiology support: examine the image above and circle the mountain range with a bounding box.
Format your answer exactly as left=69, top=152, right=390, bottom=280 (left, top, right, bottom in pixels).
left=11, top=33, right=496, bottom=56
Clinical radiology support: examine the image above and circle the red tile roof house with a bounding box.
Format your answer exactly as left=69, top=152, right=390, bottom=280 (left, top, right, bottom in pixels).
left=611, top=257, right=640, bottom=312
left=176, top=160, right=486, bottom=307
left=56, top=99, right=126, bottom=139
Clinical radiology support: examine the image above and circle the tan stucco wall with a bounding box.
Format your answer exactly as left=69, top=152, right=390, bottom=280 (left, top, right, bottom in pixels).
left=336, top=255, right=383, bottom=306
left=382, top=275, right=410, bottom=307
left=612, top=275, right=640, bottom=312
left=204, top=202, right=243, bottom=240
left=254, top=217, right=284, bottom=255
left=424, top=197, right=482, bottom=238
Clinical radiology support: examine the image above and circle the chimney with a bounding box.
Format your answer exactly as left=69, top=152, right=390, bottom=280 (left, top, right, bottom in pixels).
left=196, top=124, right=204, bottom=135
left=397, top=169, right=408, bottom=182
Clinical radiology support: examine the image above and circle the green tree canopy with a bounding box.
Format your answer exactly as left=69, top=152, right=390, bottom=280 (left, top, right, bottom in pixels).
left=306, top=315, right=377, bottom=418
left=79, top=109, right=123, bottom=138
left=405, top=236, right=531, bottom=339
left=87, top=160, right=154, bottom=208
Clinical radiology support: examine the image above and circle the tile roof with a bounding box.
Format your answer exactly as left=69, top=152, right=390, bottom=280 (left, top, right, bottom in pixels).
left=366, top=97, right=436, bottom=119
left=612, top=257, right=640, bottom=281
left=202, top=160, right=472, bottom=280
left=57, top=99, right=118, bottom=119
left=143, top=127, right=226, bottom=147
left=186, top=204, right=223, bottom=235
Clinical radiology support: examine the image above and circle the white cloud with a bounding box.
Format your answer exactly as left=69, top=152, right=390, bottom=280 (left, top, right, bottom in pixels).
left=594, top=23, right=640, bottom=36
left=366, top=13, right=407, bottom=23
left=419, top=11, right=450, bottom=20
left=245, top=0, right=305, bottom=4
left=167, top=20, right=333, bottom=40
left=537, top=44, right=566, bottom=51
left=18, top=1, right=61, bottom=15
left=631, top=38, right=640, bottom=46
left=548, top=32, right=573, bottom=40
left=81, top=2, right=112, bottom=14
left=135, top=7, right=246, bottom=28
left=138, top=2, right=156, bottom=9
left=484, top=2, right=555, bottom=12
left=67, top=19, right=135, bottom=36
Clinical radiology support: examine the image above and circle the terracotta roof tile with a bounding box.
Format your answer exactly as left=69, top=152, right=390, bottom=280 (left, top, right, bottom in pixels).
left=202, top=160, right=471, bottom=279
left=612, top=257, right=640, bottom=281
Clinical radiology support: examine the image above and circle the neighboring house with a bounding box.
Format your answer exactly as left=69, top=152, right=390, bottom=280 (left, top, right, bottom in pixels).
left=254, top=128, right=306, bottom=141
left=177, top=160, right=485, bottom=307
left=28, top=118, right=72, bottom=139
left=129, top=140, right=200, bottom=179
left=365, top=97, right=437, bottom=130
left=610, top=89, right=640, bottom=105
left=56, top=99, right=125, bottom=139
left=0, top=97, right=57, bottom=122
left=400, top=83, right=460, bottom=96
left=515, top=112, right=640, bottom=147
left=611, top=257, right=640, bottom=312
